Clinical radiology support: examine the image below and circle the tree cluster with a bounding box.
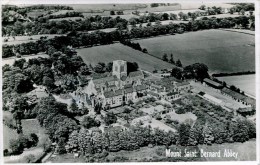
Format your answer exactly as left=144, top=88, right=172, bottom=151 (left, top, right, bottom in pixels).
left=7, top=133, right=39, bottom=155
left=34, top=97, right=79, bottom=153
left=67, top=125, right=177, bottom=156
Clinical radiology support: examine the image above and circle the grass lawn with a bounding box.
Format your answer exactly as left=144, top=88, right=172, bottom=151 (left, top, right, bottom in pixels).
left=76, top=43, right=174, bottom=72
left=136, top=29, right=255, bottom=73
left=198, top=139, right=256, bottom=161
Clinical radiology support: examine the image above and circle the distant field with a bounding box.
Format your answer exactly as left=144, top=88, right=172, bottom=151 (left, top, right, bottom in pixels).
left=218, top=74, right=255, bottom=97
left=3, top=34, right=62, bottom=45
left=49, top=17, right=83, bottom=21
left=76, top=43, right=174, bottom=72
left=179, top=3, right=234, bottom=10
left=67, top=4, right=147, bottom=13
left=136, top=29, right=255, bottom=73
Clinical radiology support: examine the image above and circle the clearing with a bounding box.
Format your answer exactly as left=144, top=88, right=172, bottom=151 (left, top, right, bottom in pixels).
left=136, top=29, right=255, bottom=73
left=76, top=43, right=174, bottom=72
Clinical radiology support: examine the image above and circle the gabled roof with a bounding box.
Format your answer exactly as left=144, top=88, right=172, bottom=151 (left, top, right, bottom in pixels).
left=204, top=78, right=222, bottom=87
left=104, top=89, right=123, bottom=98
left=124, top=87, right=134, bottom=94
left=221, top=87, right=255, bottom=105
left=128, top=71, right=143, bottom=78
left=176, top=81, right=190, bottom=87
left=135, top=85, right=147, bottom=91
left=93, top=75, right=118, bottom=84
left=121, top=75, right=127, bottom=81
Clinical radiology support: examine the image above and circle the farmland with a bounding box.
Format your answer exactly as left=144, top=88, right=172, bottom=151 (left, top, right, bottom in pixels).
left=217, top=74, right=255, bottom=97
left=136, top=29, right=255, bottom=73
left=76, top=43, right=174, bottom=72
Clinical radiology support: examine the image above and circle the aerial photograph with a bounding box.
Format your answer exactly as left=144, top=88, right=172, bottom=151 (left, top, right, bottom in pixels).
left=1, top=2, right=256, bottom=163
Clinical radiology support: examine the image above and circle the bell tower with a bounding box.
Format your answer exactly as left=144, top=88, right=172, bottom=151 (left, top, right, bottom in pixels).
left=112, top=60, right=127, bottom=79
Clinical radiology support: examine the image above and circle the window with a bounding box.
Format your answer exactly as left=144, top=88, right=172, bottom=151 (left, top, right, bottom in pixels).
left=115, top=66, right=118, bottom=71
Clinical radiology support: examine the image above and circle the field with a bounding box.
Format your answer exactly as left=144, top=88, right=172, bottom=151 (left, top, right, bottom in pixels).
left=218, top=74, right=255, bottom=97
left=199, top=139, right=256, bottom=161
left=3, top=34, right=63, bottom=45
left=136, top=29, right=255, bottom=73
left=2, top=53, right=49, bottom=66
left=76, top=43, right=174, bottom=72
left=49, top=17, right=83, bottom=21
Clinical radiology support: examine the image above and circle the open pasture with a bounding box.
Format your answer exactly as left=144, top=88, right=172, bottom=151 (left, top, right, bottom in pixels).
left=136, top=29, right=255, bottom=73
left=76, top=43, right=174, bottom=72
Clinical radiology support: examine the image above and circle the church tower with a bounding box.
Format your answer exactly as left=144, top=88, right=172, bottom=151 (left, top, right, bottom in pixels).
left=112, top=60, right=127, bottom=79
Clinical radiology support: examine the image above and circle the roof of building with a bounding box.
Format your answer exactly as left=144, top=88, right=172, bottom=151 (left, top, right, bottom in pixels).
left=147, top=91, right=160, bottom=97
left=204, top=78, right=223, bottom=87
left=124, top=84, right=133, bottom=88
left=221, top=87, right=255, bottom=105
left=176, top=81, right=190, bottom=87
left=162, top=77, right=182, bottom=83
left=135, top=85, right=147, bottom=91
left=128, top=70, right=143, bottom=78
left=167, top=92, right=179, bottom=96
left=121, top=75, right=127, bottom=81
left=104, top=91, right=114, bottom=98
left=124, top=87, right=134, bottom=94
left=93, top=75, right=118, bottom=84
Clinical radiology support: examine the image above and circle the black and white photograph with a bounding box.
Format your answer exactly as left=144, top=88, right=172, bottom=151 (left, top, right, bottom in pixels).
left=0, top=1, right=258, bottom=164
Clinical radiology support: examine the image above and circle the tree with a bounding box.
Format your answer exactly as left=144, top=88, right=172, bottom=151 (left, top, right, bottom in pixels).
left=81, top=116, right=100, bottom=129
left=70, top=99, right=79, bottom=114
left=42, top=76, right=55, bottom=89
left=177, top=123, right=191, bottom=146
left=151, top=3, right=159, bottom=7
left=171, top=67, right=182, bottom=79
left=199, top=5, right=206, bottom=10
left=79, top=65, right=91, bottom=75
left=106, top=62, right=113, bottom=72
left=127, top=62, right=139, bottom=74
left=94, top=62, right=106, bottom=73
left=10, top=139, right=24, bottom=155
left=162, top=53, right=168, bottom=62
left=104, top=112, right=117, bottom=126
left=176, top=59, right=182, bottom=67
left=110, top=11, right=115, bottom=15
left=13, top=58, right=26, bottom=69
left=169, top=53, right=175, bottom=64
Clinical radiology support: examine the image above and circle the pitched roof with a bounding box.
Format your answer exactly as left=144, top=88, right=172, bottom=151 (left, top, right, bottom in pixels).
left=121, top=75, right=127, bottom=81
left=128, top=71, right=143, bottom=78
left=167, top=92, right=179, bottom=96
left=124, top=87, right=134, bottom=94
left=221, top=87, right=255, bottom=105
left=104, top=89, right=123, bottom=98
left=176, top=81, right=190, bottom=87
left=203, top=78, right=222, bottom=87
left=93, top=75, right=118, bottom=84
left=135, top=85, right=147, bottom=91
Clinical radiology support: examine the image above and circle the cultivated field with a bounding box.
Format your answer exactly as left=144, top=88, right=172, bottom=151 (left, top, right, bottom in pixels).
left=136, top=29, right=255, bottom=73
left=218, top=74, right=255, bottom=97
left=76, top=43, right=174, bottom=72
